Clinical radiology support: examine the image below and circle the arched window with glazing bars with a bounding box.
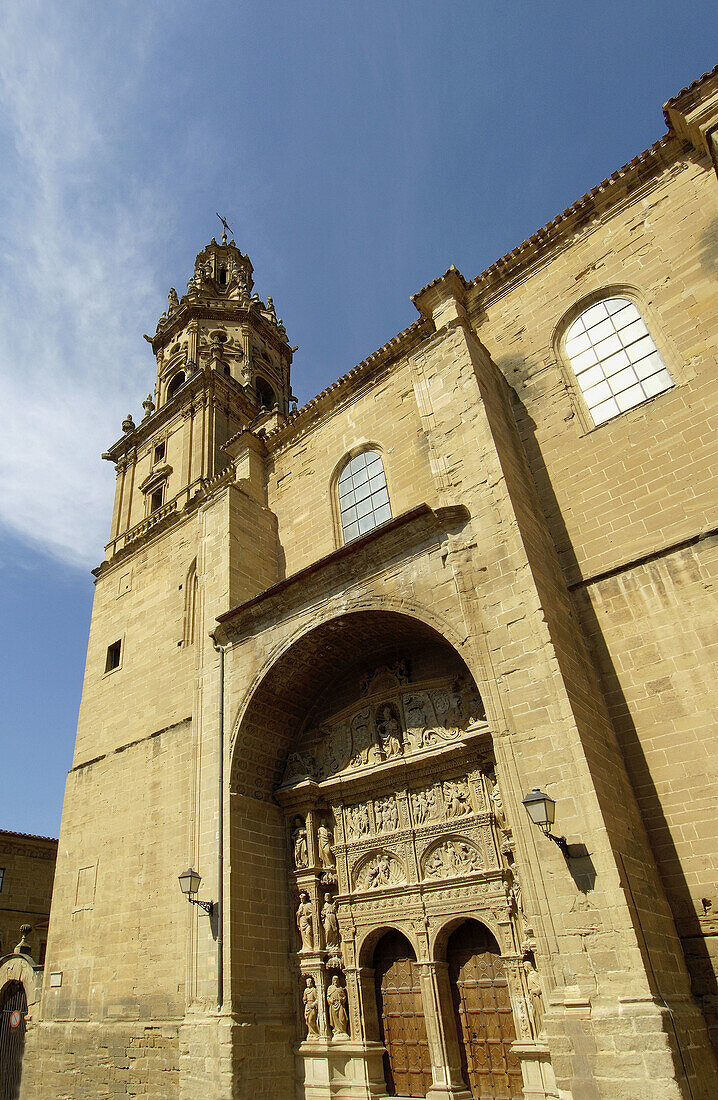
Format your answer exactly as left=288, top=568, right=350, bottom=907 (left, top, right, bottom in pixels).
left=563, top=296, right=673, bottom=425
left=337, top=450, right=391, bottom=543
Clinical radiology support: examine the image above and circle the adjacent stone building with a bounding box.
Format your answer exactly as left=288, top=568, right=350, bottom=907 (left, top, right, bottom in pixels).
left=10, top=66, right=718, bottom=1100
left=0, top=831, right=57, bottom=963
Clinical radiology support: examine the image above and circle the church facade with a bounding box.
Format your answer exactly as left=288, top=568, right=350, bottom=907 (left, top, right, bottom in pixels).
left=8, top=67, right=718, bottom=1100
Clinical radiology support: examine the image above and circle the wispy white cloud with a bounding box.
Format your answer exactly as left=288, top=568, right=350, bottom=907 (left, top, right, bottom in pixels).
left=0, top=2, right=170, bottom=567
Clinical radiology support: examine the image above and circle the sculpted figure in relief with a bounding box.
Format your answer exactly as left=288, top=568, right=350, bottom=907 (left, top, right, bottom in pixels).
left=424, top=839, right=482, bottom=879
left=523, top=958, right=544, bottom=1034
left=505, top=868, right=529, bottom=929
left=356, top=852, right=404, bottom=890
left=491, top=780, right=509, bottom=834
left=303, top=976, right=320, bottom=1038
left=412, top=787, right=437, bottom=824
left=375, top=796, right=398, bottom=832
left=327, top=976, right=350, bottom=1038
left=376, top=703, right=403, bottom=758
left=292, top=818, right=309, bottom=869
left=349, top=710, right=378, bottom=767
left=296, top=892, right=314, bottom=951
left=368, top=854, right=393, bottom=888
left=346, top=803, right=370, bottom=839
left=444, top=778, right=472, bottom=818
left=322, top=893, right=341, bottom=951
left=317, top=822, right=335, bottom=868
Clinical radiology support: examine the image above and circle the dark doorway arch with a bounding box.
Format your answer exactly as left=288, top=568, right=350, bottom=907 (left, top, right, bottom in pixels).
left=446, top=921, right=522, bottom=1099
left=0, top=981, right=27, bottom=1100
left=373, top=930, right=432, bottom=1098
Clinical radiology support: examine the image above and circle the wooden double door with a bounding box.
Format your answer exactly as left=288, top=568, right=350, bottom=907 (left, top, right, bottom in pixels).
left=448, top=922, right=523, bottom=1100
left=374, top=931, right=433, bottom=1097
left=373, top=924, right=522, bottom=1100
left=0, top=981, right=27, bottom=1100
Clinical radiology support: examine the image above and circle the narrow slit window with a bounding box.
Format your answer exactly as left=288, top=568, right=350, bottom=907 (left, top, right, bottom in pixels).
left=564, top=297, right=673, bottom=426
left=0, top=868, right=5, bottom=893
left=337, top=450, right=391, bottom=544
left=105, top=640, right=122, bottom=673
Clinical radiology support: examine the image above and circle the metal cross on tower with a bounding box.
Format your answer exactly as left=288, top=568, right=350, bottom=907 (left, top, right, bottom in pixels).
left=216, top=212, right=233, bottom=244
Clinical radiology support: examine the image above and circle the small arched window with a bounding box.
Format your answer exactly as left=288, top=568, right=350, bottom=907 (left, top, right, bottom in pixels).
left=337, top=450, right=391, bottom=544
left=564, top=297, right=673, bottom=426
left=256, top=377, right=275, bottom=409
left=167, top=370, right=186, bottom=400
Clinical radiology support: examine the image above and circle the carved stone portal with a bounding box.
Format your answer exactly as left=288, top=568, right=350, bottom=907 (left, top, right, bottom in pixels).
left=276, top=660, right=538, bottom=1091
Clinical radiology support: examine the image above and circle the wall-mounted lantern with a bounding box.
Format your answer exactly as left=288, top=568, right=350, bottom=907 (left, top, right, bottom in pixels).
left=178, top=868, right=214, bottom=914
left=521, top=789, right=569, bottom=856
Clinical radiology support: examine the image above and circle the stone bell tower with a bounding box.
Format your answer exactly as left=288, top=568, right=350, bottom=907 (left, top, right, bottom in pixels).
left=23, top=235, right=294, bottom=1100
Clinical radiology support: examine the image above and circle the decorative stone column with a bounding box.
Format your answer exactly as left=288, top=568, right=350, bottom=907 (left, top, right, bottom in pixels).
left=416, top=960, right=472, bottom=1100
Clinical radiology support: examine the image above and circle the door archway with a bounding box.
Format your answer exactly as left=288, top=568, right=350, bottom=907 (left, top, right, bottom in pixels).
left=0, top=981, right=27, bottom=1100
left=447, top=920, right=523, bottom=1100
left=373, top=930, right=432, bottom=1098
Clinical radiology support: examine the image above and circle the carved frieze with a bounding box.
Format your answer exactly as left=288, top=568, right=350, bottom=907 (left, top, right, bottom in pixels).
left=278, top=670, right=485, bottom=787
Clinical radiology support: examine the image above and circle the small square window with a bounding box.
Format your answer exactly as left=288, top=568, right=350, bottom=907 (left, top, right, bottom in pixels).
left=150, top=486, right=164, bottom=513
left=153, top=442, right=165, bottom=464
left=105, top=640, right=122, bottom=673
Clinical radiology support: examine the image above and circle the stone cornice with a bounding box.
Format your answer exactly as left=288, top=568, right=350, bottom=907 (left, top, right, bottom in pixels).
left=264, top=316, right=432, bottom=456
left=151, top=300, right=291, bottom=359
left=0, top=829, right=57, bottom=846
left=102, top=368, right=255, bottom=465
left=214, top=503, right=469, bottom=642
left=262, top=101, right=699, bottom=452
left=466, top=134, right=688, bottom=313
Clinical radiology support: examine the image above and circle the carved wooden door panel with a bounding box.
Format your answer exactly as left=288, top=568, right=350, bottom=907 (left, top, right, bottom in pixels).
left=0, top=981, right=27, bottom=1100
left=448, top=923, right=523, bottom=1100
left=374, top=931, right=432, bottom=1098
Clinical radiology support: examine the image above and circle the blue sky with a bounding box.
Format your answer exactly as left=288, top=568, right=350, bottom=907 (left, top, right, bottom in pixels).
left=0, top=1, right=715, bottom=837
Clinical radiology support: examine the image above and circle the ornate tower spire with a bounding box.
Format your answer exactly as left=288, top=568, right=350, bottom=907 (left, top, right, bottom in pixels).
left=101, top=236, right=295, bottom=562
left=150, top=235, right=292, bottom=416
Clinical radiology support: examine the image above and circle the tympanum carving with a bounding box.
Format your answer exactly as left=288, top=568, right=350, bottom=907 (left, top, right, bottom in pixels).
left=376, top=702, right=404, bottom=757
left=354, top=851, right=405, bottom=890
left=422, top=837, right=483, bottom=880
left=278, top=669, right=485, bottom=787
